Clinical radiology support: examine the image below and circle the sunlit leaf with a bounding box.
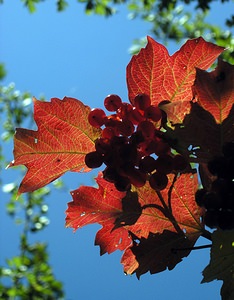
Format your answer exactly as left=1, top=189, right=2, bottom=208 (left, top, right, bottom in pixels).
left=9, top=97, right=101, bottom=194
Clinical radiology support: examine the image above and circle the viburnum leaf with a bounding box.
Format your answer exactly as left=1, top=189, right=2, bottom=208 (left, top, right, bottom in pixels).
left=122, top=230, right=194, bottom=278
left=66, top=172, right=204, bottom=276
left=202, top=229, right=234, bottom=300
left=166, top=103, right=234, bottom=163
left=65, top=173, right=132, bottom=255
left=193, top=59, right=234, bottom=124
left=8, top=97, right=101, bottom=194
left=127, top=36, right=224, bottom=124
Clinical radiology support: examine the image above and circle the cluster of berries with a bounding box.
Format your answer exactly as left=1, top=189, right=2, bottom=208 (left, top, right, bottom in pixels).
left=196, top=142, right=234, bottom=230
left=85, top=94, right=187, bottom=192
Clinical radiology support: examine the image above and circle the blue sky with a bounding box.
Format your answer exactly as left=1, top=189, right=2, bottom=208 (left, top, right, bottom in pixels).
left=1, top=1, right=233, bottom=299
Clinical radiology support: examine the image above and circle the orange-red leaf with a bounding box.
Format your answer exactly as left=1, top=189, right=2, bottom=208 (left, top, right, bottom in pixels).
left=127, top=36, right=224, bottom=123
left=193, top=59, right=234, bottom=124
left=9, top=97, right=101, bottom=194
left=66, top=173, right=132, bottom=255
left=66, top=172, right=204, bottom=274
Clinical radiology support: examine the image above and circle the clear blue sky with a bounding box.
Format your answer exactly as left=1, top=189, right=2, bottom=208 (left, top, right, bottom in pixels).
left=1, top=1, right=233, bottom=299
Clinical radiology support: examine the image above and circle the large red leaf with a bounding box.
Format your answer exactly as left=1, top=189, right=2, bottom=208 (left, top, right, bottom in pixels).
left=127, top=36, right=224, bottom=123
left=9, top=97, right=101, bottom=194
left=193, top=59, right=234, bottom=124
left=66, top=172, right=204, bottom=274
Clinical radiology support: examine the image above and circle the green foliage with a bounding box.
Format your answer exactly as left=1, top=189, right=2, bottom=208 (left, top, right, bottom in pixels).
left=0, top=84, right=65, bottom=299
left=5, top=0, right=233, bottom=63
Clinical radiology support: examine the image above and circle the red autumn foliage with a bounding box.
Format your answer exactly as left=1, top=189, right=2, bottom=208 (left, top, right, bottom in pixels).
left=8, top=97, right=101, bottom=194
left=9, top=36, right=234, bottom=282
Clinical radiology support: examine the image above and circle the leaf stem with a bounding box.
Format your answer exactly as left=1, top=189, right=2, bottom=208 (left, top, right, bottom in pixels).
left=167, top=173, right=178, bottom=212
left=156, top=190, right=183, bottom=234
left=201, top=229, right=212, bottom=241
left=172, top=243, right=212, bottom=253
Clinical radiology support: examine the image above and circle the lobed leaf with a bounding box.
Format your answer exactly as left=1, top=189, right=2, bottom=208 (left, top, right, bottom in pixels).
left=66, top=172, right=204, bottom=276
left=66, top=173, right=132, bottom=255
left=9, top=97, right=101, bottom=194
left=127, top=36, right=224, bottom=124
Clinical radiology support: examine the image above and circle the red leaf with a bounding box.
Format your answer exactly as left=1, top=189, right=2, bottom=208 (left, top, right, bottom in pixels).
left=66, top=173, right=132, bottom=255
left=127, top=173, right=203, bottom=239
left=193, top=59, right=234, bottom=124
left=66, top=172, right=204, bottom=273
left=127, top=36, right=224, bottom=123
left=9, top=97, right=101, bottom=194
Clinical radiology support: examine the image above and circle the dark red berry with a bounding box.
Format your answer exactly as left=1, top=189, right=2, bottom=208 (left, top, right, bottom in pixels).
left=104, top=94, right=122, bottom=111
left=134, top=94, right=151, bottom=111
left=114, top=175, right=131, bottom=192
left=88, top=108, right=106, bottom=128
left=128, top=107, right=145, bottom=125
left=144, top=105, right=162, bottom=122
left=85, top=151, right=103, bottom=168
left=116, top=119, right=134, bottom=136
left=149, top=172, right=168, bottom=191
left=95, top=138, right=111, bottom=154
left=137, top=120, right=155, bottom=139
left=117, top=102, right=133, bottom=119
left=139, top=156, right=156, bottom=173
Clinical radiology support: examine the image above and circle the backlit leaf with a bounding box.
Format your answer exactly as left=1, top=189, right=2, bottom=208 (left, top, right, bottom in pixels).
left=127, top=36, right=224, bottom=123
left=66, top=172, right=204, bottom=276
left=66, top=173, right=132, bottom=255
left=9, top=97, right=101, bottom=194
left=193, top=59, right=234, bottom=124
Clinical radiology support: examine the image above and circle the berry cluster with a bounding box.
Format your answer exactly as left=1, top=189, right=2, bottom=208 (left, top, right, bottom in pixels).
left=195, top=142, right=234, bottom=230
left=85, top=94, right=188, bottom=192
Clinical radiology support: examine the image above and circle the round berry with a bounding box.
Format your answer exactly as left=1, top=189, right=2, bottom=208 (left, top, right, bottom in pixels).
left=144, top=105, right=162, bottom=122
left=139, top=156, right=156, bottom=173
left=95, top=138, right=111, bottom=154
left=88, top=108, right=106, bottom=128
left=104, top=94, right=122, bottom=112
left=128, top=107, right=145, bottom=125
left=149, top=172, right=168, bottom=191
left=134, top=94, right=151, bottom=111
left=117, top=103, right=133, bottom=119
left=85, top=151, right=103, bottom=168
left=116, top=119, right=134, bottom=136
left=114, top=175, right=131, bottom=192
left=137, top=120, right=155, bottom=140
